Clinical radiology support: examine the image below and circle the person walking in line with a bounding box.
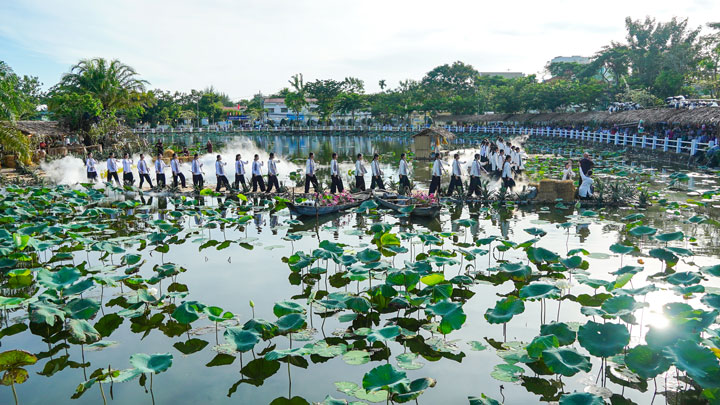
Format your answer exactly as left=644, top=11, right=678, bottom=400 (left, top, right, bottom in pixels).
left=122, top=153, right=134, bottom=186
left=467, top=153, right=485, bottom=197
left=304, top=152, right=319, bottom=193
left=398, top=153, right=411, bottom=194
left=251, top=154, right=266, bottom=192
left=496, top=150, right=505, bottom=176
left=171, top=153, right=186, bottom=188
left=138, top=154, right=153, bottom=189
left=447, top=153, right=464, bottom=196
left=266, top=153, right=280, bottom=193
left=370, top=153, right=384, bottom=190
left=501, top=155, right=515, bottom=189
left=330, top=152, right=344, bottom=193
left=86, top=152, right=98, bottom=182
left=154, top=153, right=167, bottom=188
left=215, top=155, right=230, bottom=192
left=429, top=153, right=444, bottom=195
left=561, top=161, right=574, bottom=180
left=234, top=154, right=248, bottom=191
left=355, top=153, right=367, bottom=191
left=191, top=154, right=204, bottom=189
left=106, top=152, right=121, bottom=185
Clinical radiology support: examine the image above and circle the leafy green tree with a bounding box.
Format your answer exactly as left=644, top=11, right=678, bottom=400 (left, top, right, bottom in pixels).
left=285, top=74, right=308, bottom=123
left=0, top=61, right=44, bottom=121
left=305, top=79, right=344, bottom=122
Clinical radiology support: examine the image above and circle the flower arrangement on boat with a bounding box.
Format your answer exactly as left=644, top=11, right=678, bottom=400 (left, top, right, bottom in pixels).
left=315, top=190, right=355, bottom=206
left=410, top=192, right=438, bottom=206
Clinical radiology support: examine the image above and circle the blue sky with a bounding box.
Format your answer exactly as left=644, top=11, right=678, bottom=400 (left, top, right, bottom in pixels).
left=1, top=0, right=718, bottom=100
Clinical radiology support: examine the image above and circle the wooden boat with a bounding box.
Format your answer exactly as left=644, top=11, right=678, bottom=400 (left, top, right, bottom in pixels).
left=287, top=199, right=363, bottom=216
left=374, top=194, right=442, bottom=218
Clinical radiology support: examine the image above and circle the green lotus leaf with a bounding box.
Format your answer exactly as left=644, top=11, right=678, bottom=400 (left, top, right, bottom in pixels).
left=701, top=265, right=720, bottom=277
left=345, top=296, right=371, bottom=313
left=171, top=301, right=205, bottom=324
left=519, top=283, right=561, bottom=301
left=578, top=321, right=629, bottom=358
left=624, top=345, right=671, bottom=379
left=273, top=300, right=306, bottom=317
left=467, top=341, right=487, bottom=351
left=654, top=231, right=684, bottom=242
left=420, top=273, right=445, bottom=286
left=649, top=248, right=678, bottom=265
left=701, top=293, right=720, bottom=310
left=610, top=265, right=643, bottom=276
left=490, top=363, right=524, bottom=382
left=68, top=319, right=101, bottom=344
left=609, top=244, right=635, bottom=255
left=663, top=340, right=720, bottom=388
left=527, top=247, right=560, bottom=263
left=276, top=313, right=306, bottom=333
left=395, top=353, right=424, bottom=370
left=425, top=300, right=466, bottom=334
left=559, top=392, right=604, bottom=405
left=367, top=326, right=401, bottom=343
left=362, top=364, right=409, bottom=392
left=65, top=298, right=100, bottom=320
left=37, top=267, right=81, bottom=289
left=600, top=295, right=645, bottom=317
left=526, top=335, right=559, bottom=359
left=468, top=394, right=502, bottom=405
left=524, top=227, right=547, bottom=237
left=357, top=248, right=381, bottom=263
left=540, top=322, right=576, bottom=346
left=392, top=377, right=435, bottom=402
left=0, top=349, right=37, bottom=371
left=541, top=347, right=591, bottom=377
left=665, top=271, right=701, bottom=286
left=629, top=225, right=657, bottom=237
left=342, top=350, right=370, bottom=365
left=129, top=352, right=173, bottom=374
left=485, top=296, right=525, bottom=324
left=224, top=327, right=260, bottom=352
left=497, top=262, right=532, bottom=279
left=560, top=256, right=583, bottom=269
left=622, top=213, right=645, bottom=222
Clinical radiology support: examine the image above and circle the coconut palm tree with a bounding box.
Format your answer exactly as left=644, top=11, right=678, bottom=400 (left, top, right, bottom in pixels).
left=51, top=58, right=148, bottom=111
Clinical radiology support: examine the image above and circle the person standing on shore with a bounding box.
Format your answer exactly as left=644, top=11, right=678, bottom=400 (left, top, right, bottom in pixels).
left=501, top=155, right=515, bottom=189
left=355, top=153, right=367, bottom=191
left=106, top=152, right=120, bottom=185
left=370, top=153, right=384, bottom=190
left=234, top=154, right=248, bottom=191
left=266, top=153, right=280, bottom=193
left=122, top=153, right=134, bottom=186
left=398, top=153, right=410, bottom=193
left=138, top=154, right=153, bottom=189
left=171, top=153, right=186, bottom=188
left=467, top=153, right=484, bottom=197
left=447, top=153, right=464, bottom=196
left=154, top=153, right=167, bottom=188
left=191, top=153, right=204, bottom=189
left=330, top=152, right=344, bottom=193
left=429, top=153, right=444, bottom=195
left=251, top=154, right=265, bottom=192
left=215, top=155, right=230, bottom=192
left=86, top=152, right=98, bottom=182
left=304, top=152, right=319, bottom=193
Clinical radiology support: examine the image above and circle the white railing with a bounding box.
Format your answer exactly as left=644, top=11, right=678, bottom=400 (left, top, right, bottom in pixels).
left=132, top=125, right=716, bottom=156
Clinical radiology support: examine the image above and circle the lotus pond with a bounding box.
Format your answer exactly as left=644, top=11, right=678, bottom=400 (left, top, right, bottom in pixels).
left=3, top=138, right=720, bottom=405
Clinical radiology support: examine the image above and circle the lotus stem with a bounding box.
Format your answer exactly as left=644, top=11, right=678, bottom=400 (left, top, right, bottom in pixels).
left=11, top=382, right=18, bottom=405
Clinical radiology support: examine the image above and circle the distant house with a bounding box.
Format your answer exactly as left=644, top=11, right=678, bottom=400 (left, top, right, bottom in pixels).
left=262, top=98, right=371, bottom=123
left=412, top=127, right=456, bottom=159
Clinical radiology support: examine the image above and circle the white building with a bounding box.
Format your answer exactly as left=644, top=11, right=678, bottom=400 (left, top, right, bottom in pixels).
left=263, top=98, right=371, bottom=124
left=550, top=56, right=591, bottom=65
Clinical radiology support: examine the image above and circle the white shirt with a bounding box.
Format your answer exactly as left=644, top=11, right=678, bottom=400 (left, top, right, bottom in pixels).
left=480, top=145, right=487, bottom=157
left=215, top=161, right=226, bottom=176
left=496, top=154, right=505, bottom=170
left=252, top=160, right=263, bottom=176
left=355, top=160, right=366, bottom=176
left=122, top=159, right=133, bottom=172
left=191, top=159, right=203, bottom=175
left=502, top=161, right=512, bottom=178
left=138, top=159, right=149, bottom=174
left=431, top=159, right=444, bottom=176
left=371, top=160, right=382, bottom=176
left=451, top=160, right=462, bottom=176
left=562, top=166, right=573, bottom=180
left=330, top=159, right=339, bottom=176
left=578, top=165, right=593, bottom=197
left=235, top=160, right=247, bottom=175
left=305, top=159, right=315, bottom=175
left=398, top=160, right=408, bottom=176
left=86, top=158, right=97, bottom=172
left=106, top=158, right=117, bottom=172
left=268, top=159, right=277, bottom=175
left=490, top=153, right=497, bottom=171
left=470, top=160, right=481, bottom=177
left=154, top=159, right=166, bottom=174
left=170, top=159, right=180, bottom=174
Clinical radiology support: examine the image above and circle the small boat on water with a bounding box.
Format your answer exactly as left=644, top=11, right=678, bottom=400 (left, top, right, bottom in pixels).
left=287, top=192, right=371, bottom=216
left=374, top=193, right=442, bottom=218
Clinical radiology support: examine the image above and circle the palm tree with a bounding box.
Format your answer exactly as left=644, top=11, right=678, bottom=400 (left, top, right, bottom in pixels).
left=52, top=58, right=148, bottom=111
left=378, top=79, right=386, bottom=91
left=0, top=122, right=31, bottom=164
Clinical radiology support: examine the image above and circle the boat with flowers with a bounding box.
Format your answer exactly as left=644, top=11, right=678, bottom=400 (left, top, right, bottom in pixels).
left=287, top=190, right=368, bottom=216
left=374, top=192, right=442, bottom=217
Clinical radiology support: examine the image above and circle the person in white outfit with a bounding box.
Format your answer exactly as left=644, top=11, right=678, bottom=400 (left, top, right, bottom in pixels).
left=191, top=154, right=203, bottom=189
left=398, top=153, right=410, bottom=194
left=501, top=155, right=515, bottom=189
left=467, top=153, right=486, bottom=197
left=234, top=154, right=248, bottom=190
left=86, top=152, right=98, bottom=182
left=137, top=154, right=153, bottom=189
left=578, top=164, right=594, bottom=199
left=266, top=153, right=280, bottom=193
left=429, top=153, right=444, bottom=195
left=447, top=153, right=465, bottom=195
left=106, top=152, right=120, bottom=185
left=215, top=155, right=230, bottom=192
left=370, top=153, right=384, bottom=190
left=355, top=153, right=367, bottom=191
left=251, top=154, right=265, bottom=192
left=122, top=153, right=134, bottom=186
left=154, top=153, right=167, bottom=188
left=330, top=153, right=343, bottom=193
left=304, top=152, right=319, bottom=193
left=170, top=153, right=185, bottom=188
left=561, top=161, right=574, bottom=181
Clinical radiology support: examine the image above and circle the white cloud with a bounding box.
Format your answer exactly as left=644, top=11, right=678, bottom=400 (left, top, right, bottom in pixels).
left=1, top=0, right=718, bottom=99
